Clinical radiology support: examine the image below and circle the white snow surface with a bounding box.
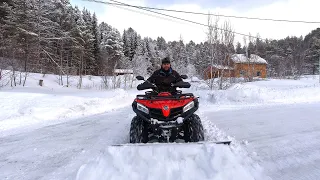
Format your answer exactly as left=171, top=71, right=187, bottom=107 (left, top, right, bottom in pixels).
left=204, top=102, right=320, bottom=180
left=1, top=72, right=320, bottom=180
left=76, top=143, right=266, bottom=180
left=0, top=88, right=136, bottom=136
left=193, top=77, right=320, bottom=107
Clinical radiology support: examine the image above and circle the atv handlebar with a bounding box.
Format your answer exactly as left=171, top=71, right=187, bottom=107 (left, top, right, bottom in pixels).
left=137, top=81, right=157, bottom=91
left=136, top=75, right=191, bottom=91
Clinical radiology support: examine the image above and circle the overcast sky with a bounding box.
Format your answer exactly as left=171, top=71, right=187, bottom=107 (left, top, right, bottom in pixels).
left=70, top=0, right=320, bottom=44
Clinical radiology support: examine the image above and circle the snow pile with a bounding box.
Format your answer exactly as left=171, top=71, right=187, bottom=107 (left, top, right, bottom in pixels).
left=0, top=70, right=138, bottom=90
left=205, top=78, right=320, bottom=105
left=75, top=109, right=270, bottom=180
left=0, top=88, right=137, bottom=136
left=76, top=143, right=269, bottom=180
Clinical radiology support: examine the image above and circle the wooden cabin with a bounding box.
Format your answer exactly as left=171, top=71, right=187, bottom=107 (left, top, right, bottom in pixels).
left=113, top=69, right=133, bottom=76
left=204, top=54, right=268, bottom=79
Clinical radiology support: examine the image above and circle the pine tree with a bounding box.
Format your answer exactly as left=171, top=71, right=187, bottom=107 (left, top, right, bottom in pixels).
left=236, top=42, right=243, bottom=54
left=132, top=37, right=151, bottom=77
left=122, top=29, right=130, bottom=58
left=0, top=1, right=14, bottom=62
left=99, top=22, right=124, bottom=75
left=304, top=28, right=320, bottom=74
left=4, top=0, right=39, bottom=86
left=156, top=36, right=167, bottom=51
left=0, top=0, right=13, bottom=24
left=92, top=13, right=100, bottom=75
left=81, top=8, right=95, bottom=75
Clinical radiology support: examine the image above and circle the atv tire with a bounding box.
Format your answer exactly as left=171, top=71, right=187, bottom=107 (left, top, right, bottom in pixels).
left=183, top=114, right=205, bottom=142
left=129, top=116, right=148, bottom=143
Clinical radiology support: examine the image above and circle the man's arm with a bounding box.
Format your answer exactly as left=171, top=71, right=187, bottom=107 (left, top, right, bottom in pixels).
left=173, top=70, right=183, bottom=82
left=138, top=72, right=156, bottom=90
left=147, top=71, right=157, bottom=83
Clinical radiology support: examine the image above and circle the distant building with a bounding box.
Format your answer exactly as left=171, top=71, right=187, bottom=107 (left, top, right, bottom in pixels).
left=204, top=54, right=268, bottom=79
left=113, top=69, right=133, bottom=76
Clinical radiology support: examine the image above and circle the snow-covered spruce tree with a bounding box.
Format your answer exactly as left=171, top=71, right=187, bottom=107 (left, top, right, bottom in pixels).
left=166, top=39, right=188, bottom=75
left=156, top=36, right=167, bottom=51
left=122, top=29, right=130, bottom=58
left=155, top=37, right=169, bottom=66
left=122, top=27, right=139, bottom=62
left=303, top=29, right=320, bottom=74
left=0, top=1, right=13, bottom=65
left=91, top=13, right=100, bottom=75
left=0, top=0, right=13, bottom=24
left=236, top=42, right=244, bottom=54
left=144, top=37, right=160, bottom=73
left=99, top=22, right=124, bottom=75
left=58, top=1, right=79, bottom=86
left=132, top=38, right=151, bottom=78
left=69, top=6, right=86, bottom=88
left=4, top=0, right=41, bottom=86
left=186, top=40, right=198, bottom=77
left=33, top=0, right=68, bottom=84
left=81, top=8, right=95, bottom=76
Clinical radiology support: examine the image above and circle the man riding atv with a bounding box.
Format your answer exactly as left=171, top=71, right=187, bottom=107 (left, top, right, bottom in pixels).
left=129, top=57, right=231, bottom=144
left=138, top=57, right=182, bottom=94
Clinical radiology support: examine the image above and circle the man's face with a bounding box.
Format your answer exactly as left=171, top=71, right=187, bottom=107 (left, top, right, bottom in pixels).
left=161, top=63, right=171, bottom=71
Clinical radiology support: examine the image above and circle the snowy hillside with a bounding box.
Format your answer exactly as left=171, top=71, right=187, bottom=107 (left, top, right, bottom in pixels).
left=0, top=71, right=320, bottom=180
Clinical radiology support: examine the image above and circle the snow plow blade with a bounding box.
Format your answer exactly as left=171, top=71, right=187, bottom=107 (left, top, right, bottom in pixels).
left=76, top=140, right=265, bottom=180
left=111, top=140, right=232, bottom=147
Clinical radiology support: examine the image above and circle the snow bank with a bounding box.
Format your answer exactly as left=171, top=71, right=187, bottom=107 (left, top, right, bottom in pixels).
left=0, top=89, right=137, bottom=136
left=204, top=78, right=320, bottom=105
left=0, top=70, right=138, bottom=90
left=0, top=70, right=143, bottom=136
left=76, top=143, right=268, bottom=180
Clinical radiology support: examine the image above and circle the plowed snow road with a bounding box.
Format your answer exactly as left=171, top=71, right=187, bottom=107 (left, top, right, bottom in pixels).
left=1, top=102, right=320, bottom=180
left=204, top=102, right=320, bottom=180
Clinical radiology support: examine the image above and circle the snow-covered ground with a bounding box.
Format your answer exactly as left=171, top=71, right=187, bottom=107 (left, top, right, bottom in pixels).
left=203, top=102, right=320, bottom=180
left=76, top=143, right=266, bottom=180
left=0, top=71, right=138, bottom=136
left=0, top=71, right=320, bottom=180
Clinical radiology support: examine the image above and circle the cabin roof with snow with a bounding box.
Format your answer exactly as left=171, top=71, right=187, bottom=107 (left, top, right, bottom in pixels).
left=231, top=54, right=268, bottom=64
left=207, top=64, right=234, bottom=70
left=113, top=69, right=133, bottom=74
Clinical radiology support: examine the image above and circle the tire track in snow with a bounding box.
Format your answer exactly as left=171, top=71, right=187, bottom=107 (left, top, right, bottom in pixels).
left=0, top=106, right=134, bottom=180
left=197, top=110, right=272, bottom=180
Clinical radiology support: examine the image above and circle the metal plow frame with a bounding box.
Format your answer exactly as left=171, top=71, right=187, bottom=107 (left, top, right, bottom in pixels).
left=111, top=140, right=232, bottom=147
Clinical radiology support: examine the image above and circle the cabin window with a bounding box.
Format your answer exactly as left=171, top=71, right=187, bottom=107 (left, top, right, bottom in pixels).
left=240, top=70, right=246, bottom=76
left=257, top=71, right=261, bottom=76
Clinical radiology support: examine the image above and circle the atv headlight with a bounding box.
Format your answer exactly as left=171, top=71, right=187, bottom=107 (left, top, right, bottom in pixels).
left=137, top=103, right=149, bottom=114
left=183, top=101, right=194, bottom=113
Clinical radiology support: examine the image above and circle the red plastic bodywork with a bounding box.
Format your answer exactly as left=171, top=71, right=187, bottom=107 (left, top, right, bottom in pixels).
left=136, top=92, right=194, bottom=117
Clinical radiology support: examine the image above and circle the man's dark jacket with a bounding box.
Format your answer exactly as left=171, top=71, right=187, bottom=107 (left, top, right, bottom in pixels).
left=144, top=67, right=182, bottom=93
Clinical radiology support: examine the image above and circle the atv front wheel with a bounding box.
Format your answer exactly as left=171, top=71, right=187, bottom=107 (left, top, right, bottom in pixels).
left=129, top=116, right=148, bottom=143
left=183, top=114, right=205, bottom=142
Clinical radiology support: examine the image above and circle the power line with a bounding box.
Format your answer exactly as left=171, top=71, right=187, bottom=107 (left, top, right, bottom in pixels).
left=100, top=1, right=197, bottom=26
left=83, top=0, right=269, bottom=41
left=83, top=0, right=320, bottom=24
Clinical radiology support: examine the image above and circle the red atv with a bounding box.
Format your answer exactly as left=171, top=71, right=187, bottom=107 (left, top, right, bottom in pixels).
left=130, top=75, right=205, bottom=143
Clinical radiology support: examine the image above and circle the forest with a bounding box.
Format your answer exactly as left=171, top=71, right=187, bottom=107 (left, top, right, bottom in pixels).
left=1, top=0, right=320, bottom=85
